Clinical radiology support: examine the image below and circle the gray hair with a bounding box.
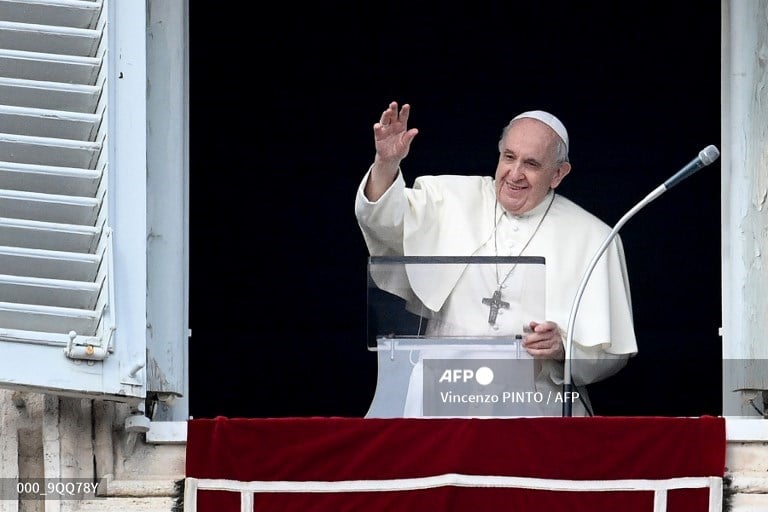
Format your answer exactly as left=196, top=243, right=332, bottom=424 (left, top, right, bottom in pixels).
left=498, top=120, right=570, bottom=165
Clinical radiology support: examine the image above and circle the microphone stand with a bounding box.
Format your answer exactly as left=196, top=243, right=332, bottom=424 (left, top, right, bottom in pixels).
left=562, top=145, right=719, bottom=417
left=561, top=187, right=663, bottom=416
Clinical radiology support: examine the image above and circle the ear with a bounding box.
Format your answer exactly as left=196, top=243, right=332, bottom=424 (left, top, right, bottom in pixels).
left=550, top=162, right=571, bottom=189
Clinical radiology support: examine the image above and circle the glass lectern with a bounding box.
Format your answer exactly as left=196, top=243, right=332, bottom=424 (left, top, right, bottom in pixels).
left=366, top=256, right=559, bottom=418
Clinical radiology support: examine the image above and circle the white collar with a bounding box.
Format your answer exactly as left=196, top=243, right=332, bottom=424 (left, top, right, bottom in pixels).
left=497, top=190, right=556, bottom=222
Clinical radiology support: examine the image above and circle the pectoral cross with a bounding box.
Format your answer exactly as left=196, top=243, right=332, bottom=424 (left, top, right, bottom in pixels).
left=482, top=289, right=509, bottom=325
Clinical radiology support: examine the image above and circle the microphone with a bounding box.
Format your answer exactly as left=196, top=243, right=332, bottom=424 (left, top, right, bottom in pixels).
left=562, top=145, right=721, bottom=417
left=664, top=145, right=721, bottom=190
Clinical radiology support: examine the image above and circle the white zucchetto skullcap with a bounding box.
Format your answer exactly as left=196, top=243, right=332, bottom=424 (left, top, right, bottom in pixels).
left=511, top=110, right=569, bottom=152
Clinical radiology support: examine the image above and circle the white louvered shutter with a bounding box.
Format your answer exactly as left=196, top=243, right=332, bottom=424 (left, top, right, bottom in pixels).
left=0, top=0, right=146, bottom=401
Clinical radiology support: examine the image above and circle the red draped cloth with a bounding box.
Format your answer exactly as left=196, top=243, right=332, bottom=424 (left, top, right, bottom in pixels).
left=185, top=416, right=726, bottom=512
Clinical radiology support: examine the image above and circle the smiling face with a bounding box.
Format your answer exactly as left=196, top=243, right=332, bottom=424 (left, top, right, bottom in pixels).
left=494, top=118, right=571, bottom=214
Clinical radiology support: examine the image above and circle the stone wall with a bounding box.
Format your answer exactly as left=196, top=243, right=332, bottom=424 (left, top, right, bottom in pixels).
left=0, top=390, right=183, bottom=512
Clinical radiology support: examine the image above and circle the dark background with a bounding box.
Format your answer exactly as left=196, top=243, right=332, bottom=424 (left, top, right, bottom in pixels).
left=189, top=2, right=722, bottom=419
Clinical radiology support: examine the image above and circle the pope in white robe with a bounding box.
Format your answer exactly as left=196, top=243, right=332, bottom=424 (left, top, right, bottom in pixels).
left=355, top=102, right=638, bottom=417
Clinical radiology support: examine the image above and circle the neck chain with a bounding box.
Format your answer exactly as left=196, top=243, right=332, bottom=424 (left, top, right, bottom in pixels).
left=482, top=192, right=556, bottom=326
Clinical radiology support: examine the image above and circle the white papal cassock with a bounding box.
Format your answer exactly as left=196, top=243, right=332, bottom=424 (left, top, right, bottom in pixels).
left=355, top=168, right=638, bottom=417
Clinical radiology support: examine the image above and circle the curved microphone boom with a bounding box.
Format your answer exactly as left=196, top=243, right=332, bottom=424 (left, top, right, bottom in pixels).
left=562, top=144, right=720, bottom=417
